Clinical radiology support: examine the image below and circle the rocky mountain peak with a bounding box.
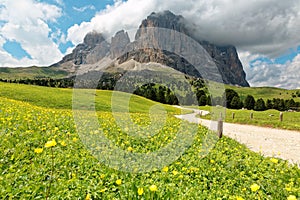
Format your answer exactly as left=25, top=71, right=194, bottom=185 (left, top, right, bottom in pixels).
left=132, top=11, right=249, bottom=86
left=53, top=10, right=250, bottom=87
left=135, top=10, right=187, bottom=40
left=83, top=32, right=106, bottom=48
left=111, top=30, right=130, bottom=58
left=54, top=32, right=107, bottom=66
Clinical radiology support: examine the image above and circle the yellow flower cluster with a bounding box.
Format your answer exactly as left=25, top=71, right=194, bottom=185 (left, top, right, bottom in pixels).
left=34, top=148, right=43, bottom=154
left=270, top=158, right=279, bottom=164
left=287, top=195, right=297, bottom=200
left=149, top=185, right=158, bottom=192
left=45, top=140, right=57, bottom=148
left=138, top=188, right=144, bottom=195
left=250, top=183, right=260, bottom=192
left=162, top=166, right=169, bottom=172
left=115, top=179, right=122, bottom=185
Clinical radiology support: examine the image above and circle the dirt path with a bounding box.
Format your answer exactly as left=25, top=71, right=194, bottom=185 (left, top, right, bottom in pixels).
left=174, top=107, right=300, bottom=166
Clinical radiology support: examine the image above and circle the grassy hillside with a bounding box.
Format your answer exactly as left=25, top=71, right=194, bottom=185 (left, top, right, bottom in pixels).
left=0, top=86, right=299, bottom=199
left=226, top=85, right=300, bottom=101
left=0, top=66, right=68, bottom=79
left=0, top=82, right=180, bottom=114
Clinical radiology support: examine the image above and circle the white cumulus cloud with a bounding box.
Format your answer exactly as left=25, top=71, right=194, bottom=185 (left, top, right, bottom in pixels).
left=240, top=51, right=300, bottom=89
left=73, top=5, right=96, bottom=13
left=0, top=0, right=63, bottom=67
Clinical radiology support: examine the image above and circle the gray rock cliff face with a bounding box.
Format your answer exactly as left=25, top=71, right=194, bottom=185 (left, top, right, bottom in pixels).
left=53, top=10, right=249, bottom=87
left=131, top=11, right=249, bottom=87
left=60, top=32, right=107, bottom=65
left=110, top=30, right=131, bottom=59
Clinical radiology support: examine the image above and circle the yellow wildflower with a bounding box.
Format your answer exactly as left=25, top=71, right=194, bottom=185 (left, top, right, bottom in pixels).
left=250, top=183, right=260, bottom=192
left=34, top=148, right=43, bottom=154
left=162, top=166, right=169, bottom=172
left=100, top=188, right=107, bottom=193
left=116, top=179, right=122, bottom=185
left=73, top=137, right=78, bottom=142
left=60, top=141, right=67, bottom=146
left=270, top=158, right=279, bottom=164
left=236, top=197, right=244, bottom=200
left=287, top=195, right=297, bottom=200
left=285, top=187, right=292, bottom=192
left=45, top=140, right=57, bottom=148
left=149, top=185, right=158, bottom=192
left=172, top=170, right=179, bottom=176
left=127, top=147, right=133, bottom=152
left=85, top=194, right=91, bottom=200
left=138, top=188, right=144, bottom=196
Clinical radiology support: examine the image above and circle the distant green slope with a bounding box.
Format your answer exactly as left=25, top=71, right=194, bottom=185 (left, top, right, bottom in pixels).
left=0, top=82, right=180, bottom=114
left=226, top=85, right=300, bottom=101
left=0, top=66, right=68, bottom=79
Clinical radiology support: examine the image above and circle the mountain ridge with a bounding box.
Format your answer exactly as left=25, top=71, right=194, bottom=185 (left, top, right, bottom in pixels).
left=1, top=11, right=250, bottom=87
left=53, top=10, right=249, bottom=87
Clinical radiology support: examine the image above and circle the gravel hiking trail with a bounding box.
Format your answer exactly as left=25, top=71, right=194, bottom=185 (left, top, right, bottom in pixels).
left=174, top=107, right=300, bottom=166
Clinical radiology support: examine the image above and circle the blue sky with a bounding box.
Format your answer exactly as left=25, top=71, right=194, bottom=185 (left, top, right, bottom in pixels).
left=1, top=0, right=115, bottom=58
left=0, top=0, right=299, bottom=89
left=46, top=0, right=115, bottom=53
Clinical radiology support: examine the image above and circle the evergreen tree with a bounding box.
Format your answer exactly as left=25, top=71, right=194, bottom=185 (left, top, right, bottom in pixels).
left=272, top=98, right=280, bottom=110
left=196, top=90, right=206, bottom=101
left=199, top=95, right=207, bottom=106
left=287, top=99, right=296, bottom=110
left=230, top=96, right=242, bottom=109
left=266, top=99, right=273, bottom=110
left=223, top=89, right=239, bottom=108
left=278, top=99, right=286, bottom=111
left=206, top=95, right=212, bottom=106
left=157, top=86, right=166, bottom=104
left=244, top=95, right=255, bottom=110
left=254, top=98, right=266, bottom=111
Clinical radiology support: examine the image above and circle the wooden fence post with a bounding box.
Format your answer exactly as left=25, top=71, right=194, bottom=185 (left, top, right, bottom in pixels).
left=218, top=118, right=223, bottom=138
left=232, top=112, right=235, bottom=120
left=280, top=112, right=283, bottom=122
left=250, top=112, right=253, bottom=120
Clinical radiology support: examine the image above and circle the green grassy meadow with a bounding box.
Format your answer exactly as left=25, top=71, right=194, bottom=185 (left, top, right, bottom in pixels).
left=0, top=82, right=179, bottom=113
left=225, top=85, right=300, bottom=102
left=198, top=106, right=300, bottom=131
left=0, top=66, right=68, bottom=80
left=0, top=82, right=299, bottom=199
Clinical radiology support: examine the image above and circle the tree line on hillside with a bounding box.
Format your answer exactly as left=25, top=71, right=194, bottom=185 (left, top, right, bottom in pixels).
left=0, top=75, right=205, bottom=106
left=1, top=78, right=299, bottom=111
left=219, top=89, right=300, bottom=111
left=0, top=78, right=74, bottom=88
left=133, top=83, right=179, bottom=105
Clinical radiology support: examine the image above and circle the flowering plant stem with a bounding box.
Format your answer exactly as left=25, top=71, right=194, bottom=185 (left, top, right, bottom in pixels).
left=46, top=148, right=54, bottom=200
